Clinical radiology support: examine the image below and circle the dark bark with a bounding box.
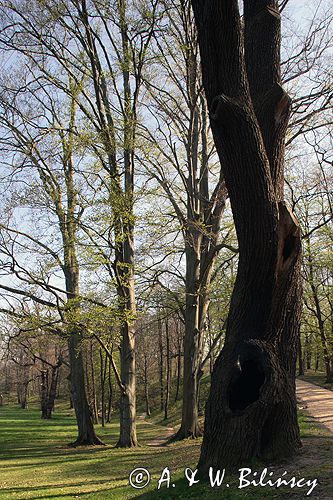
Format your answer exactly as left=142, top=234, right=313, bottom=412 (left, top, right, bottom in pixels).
left=61, top=144, right=102, bottom=446
left=191, top=0, right=302, bottom=468
left=45, top=365, right=59, bottom=418
left=144, top=355, right=151, bottom=417
left=158, top=317, right=164, bottom=411
left=40, top=369, right=49, bottom=419
left=175, top=337, right=182, bottom=403
left=89, top=341, right=99, bottom=424
left=298, top=336, right=304, bottom=376
left=68, top=330, right=103, bottom=446
left=315, top=350, right=319, bottom=371
left=176, top=241, right=203, bottom=438
left=107, top=359, right=113, bottom=423
left=114, top=212, right=138, bottom=444
left=114, top=0, right=138, bottom=447
left=41, top=360, right=62, bottom=419
left=305, top=334, right=312, bottom=370
left=164, top=319, right=171, bottom=421
left=20, top=390, right=28, bottom=409
left=116, top=321, right=138, bottom=447
left=100, top=348, right=108, bottom=427
left=306, top=239, right=333, bottom=383
left=114, top=190, right=138, bottom=447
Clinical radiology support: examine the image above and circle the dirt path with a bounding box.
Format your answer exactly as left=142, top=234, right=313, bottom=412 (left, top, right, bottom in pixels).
left=138, top=380, right=333, bottom=447
left=147, top=425, right=175, bottom=447
left=137, top=413, right=175, bottom=446
left=297, top=379, right=333, bottom=433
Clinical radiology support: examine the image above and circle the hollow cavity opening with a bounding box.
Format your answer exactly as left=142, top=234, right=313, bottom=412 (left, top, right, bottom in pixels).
left=229, top=359, right=265, bottom=413
left=283, top=234, right=296, bottom=261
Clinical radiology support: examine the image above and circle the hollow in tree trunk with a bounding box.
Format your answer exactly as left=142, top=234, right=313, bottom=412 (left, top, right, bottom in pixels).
left=190, top=0, right=302, bottom=468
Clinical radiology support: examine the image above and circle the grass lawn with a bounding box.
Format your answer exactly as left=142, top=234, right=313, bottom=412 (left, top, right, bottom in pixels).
left=0, top=402, right=332, bottom=499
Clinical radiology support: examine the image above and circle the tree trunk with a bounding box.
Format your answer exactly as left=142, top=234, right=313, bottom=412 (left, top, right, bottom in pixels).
left=191, top=0, right=302, bottom=468
left=175, top=337, right=182, bottom=402
left=90, top=341, right=99, bottom=424
left=298, top=335, right=304, bottom=376
left=144, top=355, right=151, bottom=417
left=114, top=211, right=138, bottom=448
left=20, top=386, right=28, bottom=409
left=46, top=366, right=59, bottom=418
left=100, top=348, right=107, bottom=427
left=116, top=321, right=138, bottom=447
left=68, top=331, right=103, bottom=446
left=176, top=242, right=203, bottom=438
left=113, top=203, right=138, bottom=446
left=324, top=358, right=333, bottom=384
left=164, top=319, right=171, bottom=421
left=310, top=288, right=332, bottom=382
left=107, top=359, right=113, bottom=423
left=305, top=334, right=312, bottom=370
left=40, top=369, right=49, bottom=419
left=158, top=317, right=164, bottom=411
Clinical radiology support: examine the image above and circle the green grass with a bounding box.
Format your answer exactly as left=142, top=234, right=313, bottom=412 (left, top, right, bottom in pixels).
left=0, top=401, right=332, bottom=499
left=298, top=370, right=333, bottom=391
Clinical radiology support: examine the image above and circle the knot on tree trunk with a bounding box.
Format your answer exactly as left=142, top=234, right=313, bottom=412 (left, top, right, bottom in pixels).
left=246, top=4, right=280, bottom=23
left=256, top=83, right=291, bottom=128
left=210, top=94, right=247, bottom=124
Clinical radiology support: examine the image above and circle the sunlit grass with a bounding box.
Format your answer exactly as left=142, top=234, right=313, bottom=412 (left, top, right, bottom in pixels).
left=0, top=399, right=332, bottom=499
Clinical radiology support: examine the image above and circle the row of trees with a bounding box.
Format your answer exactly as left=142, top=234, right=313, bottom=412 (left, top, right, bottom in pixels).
left=0, top=0, right=332, bottom=466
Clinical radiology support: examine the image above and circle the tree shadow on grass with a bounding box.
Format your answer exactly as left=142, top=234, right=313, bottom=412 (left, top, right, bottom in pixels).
left=0, top=482, right=135, bottom=500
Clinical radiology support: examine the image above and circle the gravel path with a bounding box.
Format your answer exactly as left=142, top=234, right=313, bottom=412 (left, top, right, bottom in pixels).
left=297, top=379, right=333, bottom=433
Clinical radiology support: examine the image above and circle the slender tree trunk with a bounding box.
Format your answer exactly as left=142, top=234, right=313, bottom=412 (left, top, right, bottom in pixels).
left=164, top=319, right=171, bottom=421
left=176, top=241, right=203, bottom=438
left=68, top=379, right=74, bottom=409
left=175, top=337, right=182, bottom=403
left=100, top=348, right=107, bottom=427
left=46, top=366, right=59, bottom=418
left=107, top=359, right=112, bottom=423
left=305, top=335, right=312, bottom=370
left=158, top=317, right=164, bottom=411
left=20, top=384, right=29, bottom=409
left=315, top=349, right=319, bottom=371
left=298, top=336, right=304, bottom=376
left=144, top=355, right=151, bottom=417
left=90, top=341, right=99, bottom=424
left=307, top=241, right=333, bottom=383
left=40, top=369, right=49, bottom=419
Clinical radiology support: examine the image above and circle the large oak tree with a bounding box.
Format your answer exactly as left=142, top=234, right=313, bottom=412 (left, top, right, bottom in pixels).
left=191, top=0, right=303, bottom=468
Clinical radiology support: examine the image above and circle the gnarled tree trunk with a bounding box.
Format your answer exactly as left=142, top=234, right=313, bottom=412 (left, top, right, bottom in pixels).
left=191, top=0, right=302, bottom=468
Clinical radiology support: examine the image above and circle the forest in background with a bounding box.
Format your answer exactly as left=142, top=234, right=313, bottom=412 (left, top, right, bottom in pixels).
left=0, top=0, right=332, bottom=463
